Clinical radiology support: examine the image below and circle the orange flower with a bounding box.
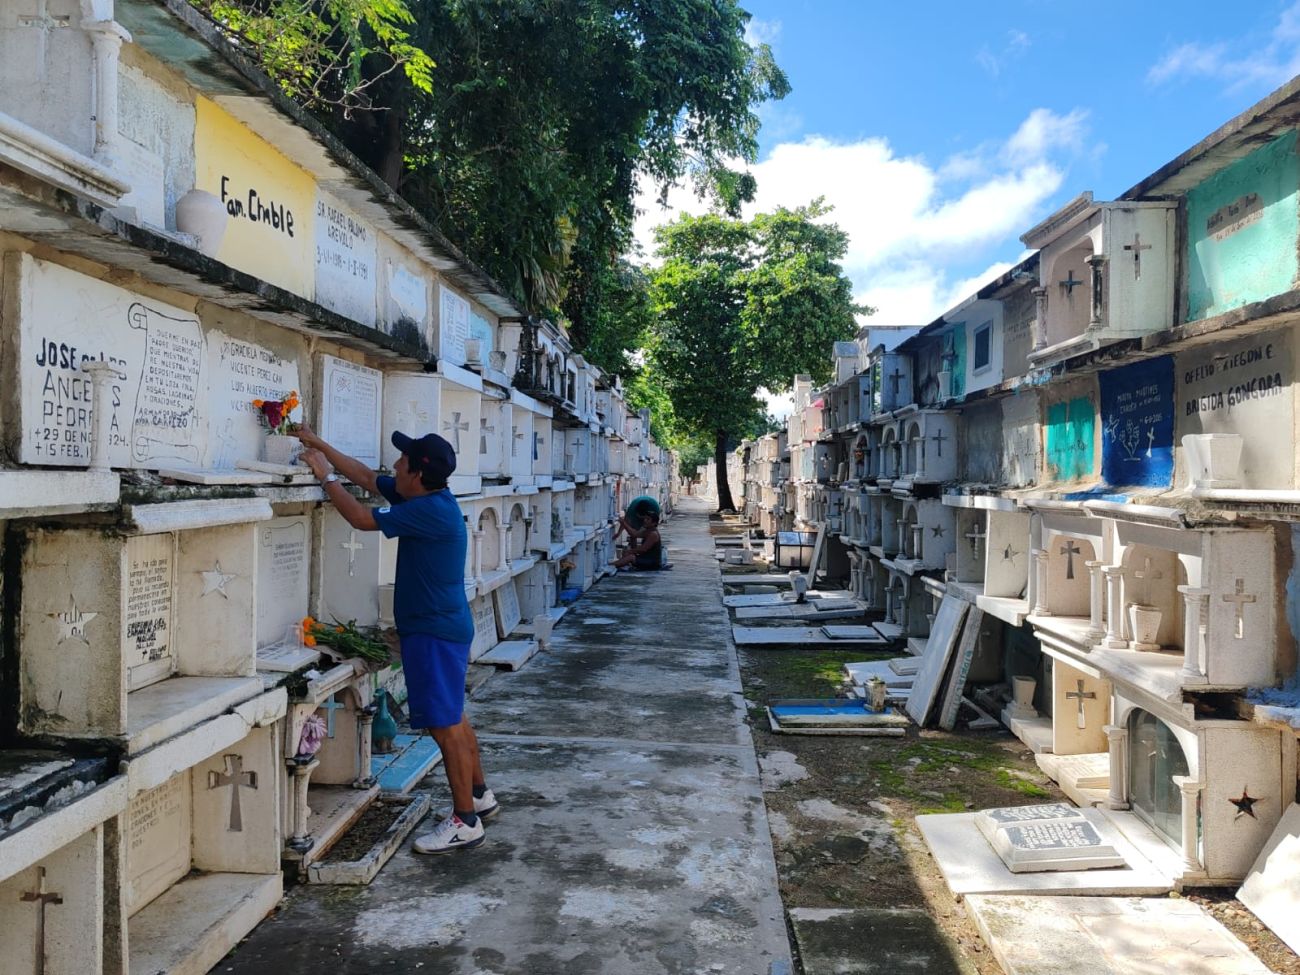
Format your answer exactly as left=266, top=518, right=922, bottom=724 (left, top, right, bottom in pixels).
left=303, top=634, right=317, bottom=647
left=302, top=615, right=316, bottom=630
left=252, top=399, right=265, bottom=409
left=336, top=625, right=345, bottom=633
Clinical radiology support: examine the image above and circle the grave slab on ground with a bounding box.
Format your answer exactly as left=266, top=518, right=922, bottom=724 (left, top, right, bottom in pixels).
left=918, top=806, right=1179, bottom=896
left=965, top=894, right=1273, bottom=975
left=733, top=625, right=889, bottom=647
left=789, top=907, right=975, bottom=975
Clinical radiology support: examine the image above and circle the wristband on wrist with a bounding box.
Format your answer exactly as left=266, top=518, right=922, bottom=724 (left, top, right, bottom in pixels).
left=320, top=472, right=340, bottom=485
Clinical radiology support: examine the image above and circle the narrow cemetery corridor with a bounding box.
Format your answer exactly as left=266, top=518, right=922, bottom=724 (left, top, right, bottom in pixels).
left=224, top=498, right=795, bottom=975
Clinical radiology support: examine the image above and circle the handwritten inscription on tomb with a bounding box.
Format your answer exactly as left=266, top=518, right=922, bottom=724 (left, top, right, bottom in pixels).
left=1206, top=192, right=1263, bottom=242
left=124, top=537, right=172, bottom=674
left=130, top=304, right=204, bottom=465
left=208, top=333, right=298, bottom=469
left=127, top=774, right=189, bottom=911
left=314, top=192, right=377, bottom=325
left=1100, top=356, right=1174, bottom=488
left=219, top=174, right=296, bottom=237
left=439, top=285, right=472, bottom=365
left=320, top=356, right=382, bottom=467
left=1181, top=339, right=1287, bottom=417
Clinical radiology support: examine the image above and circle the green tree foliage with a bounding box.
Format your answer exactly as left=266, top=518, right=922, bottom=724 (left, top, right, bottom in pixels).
left=647, top=201, right=865, bottom=510
left=194, top=0, right=788, bottom=354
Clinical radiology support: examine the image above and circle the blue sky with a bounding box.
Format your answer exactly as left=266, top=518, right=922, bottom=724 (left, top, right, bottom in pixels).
left=635, top=1, right=1300, bottom=335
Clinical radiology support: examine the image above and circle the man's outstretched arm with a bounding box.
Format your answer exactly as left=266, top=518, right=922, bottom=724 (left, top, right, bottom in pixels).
left=300, top=448, right=379, bottom=531
left=296, top=422, right=379, bottom=493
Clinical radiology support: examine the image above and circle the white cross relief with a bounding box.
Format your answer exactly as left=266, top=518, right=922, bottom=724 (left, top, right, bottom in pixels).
left=442, top=412, right=469, bottom=452
left=479, top=416, right=495, bottom=455
left=199, top=561, right=237, bottom=599
left=511, top=425, right=526, bottom=457
left=18, top=0, right=71, bottom=77
left=20, top=865, right=63, bottom=975
left=399, top=398, right=430, bottom=433
left=48, top=596, right=96, bottom=644
left=964, top=523, right=987, bottom=556
left=1132, top=557, right=1163, bottom=605
left=319, top=695, right=345, bottom=738
left=1123, top=232, right=1151, bottom=279
left=1058, top=269, right=1084, bottom=296
left=930, top=429, right=948, bottom=457
left=340, top=531, right=365, bottom=577
left=1222, top=578, right=1256, bottom=639
left=207, top=753, right=258, bottom=832
left=1065, top=679, right=1096, bottom=730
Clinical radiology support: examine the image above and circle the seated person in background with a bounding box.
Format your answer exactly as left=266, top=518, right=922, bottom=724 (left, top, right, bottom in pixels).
left=611, top=512, right=662, bottom=570
left=612, top=495, right=661, bottom=548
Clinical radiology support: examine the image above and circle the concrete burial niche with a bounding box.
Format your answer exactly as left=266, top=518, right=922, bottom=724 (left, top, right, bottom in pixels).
left=1033, top=531, right=1097, bottom=619
left=1049, top=658, right=1110, bottom=756
left=508, top=397, right=536, bottom=483
left=380, top=372, right=443, bottom=471
left=438, top=378, right=482, bottom=493
left=954, top=509, right=987, bottom=584
left=315, top=507, right=380, bottom=628
left=256, top=515, right=313, bottom=652
left=18, top=522, right=264, bottom=738
left=478, top=397, right=510, bottom=478
left=318, top=354, right=383, bottom=470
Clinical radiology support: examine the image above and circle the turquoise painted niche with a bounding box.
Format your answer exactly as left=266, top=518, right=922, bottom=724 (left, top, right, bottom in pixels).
left=1045, top=396, right=1095, bottom=482
left=1186, top=130, right=1300, bottom=321
left=950, top=327, right=967, bottom=400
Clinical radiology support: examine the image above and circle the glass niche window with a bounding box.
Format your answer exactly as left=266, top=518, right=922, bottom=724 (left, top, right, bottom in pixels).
left=1128, top=708, right=1191, bottom=847
left=973, top=321, right=992, bottom=373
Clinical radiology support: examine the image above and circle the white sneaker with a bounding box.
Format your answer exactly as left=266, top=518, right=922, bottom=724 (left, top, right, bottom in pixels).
left=413, top=814, right=485, bottom=855
left=474, top=788, right=500, bottom=821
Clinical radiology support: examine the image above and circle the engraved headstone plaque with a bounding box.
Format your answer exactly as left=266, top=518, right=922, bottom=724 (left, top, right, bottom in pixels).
left=319, top=355, right=383, bottom=468
left=975, top=804, right=1126, bottom=873
left=126, top=773, right=191, bottom=914
left=493, top=580, right=522, bottom=638
left=256, top=517, right=310, bottom=649
left=123, top=534, right=175, bottom=691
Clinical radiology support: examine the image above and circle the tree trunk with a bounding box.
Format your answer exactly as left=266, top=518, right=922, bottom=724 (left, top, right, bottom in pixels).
left=715, top=430, right=736, bottom=513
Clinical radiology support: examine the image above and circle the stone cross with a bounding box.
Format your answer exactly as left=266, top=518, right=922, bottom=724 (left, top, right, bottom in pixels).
left=1133, top=557, right=1163, bottom=605
left=533, top=431, right=545, bottom=462
left=512, top=425, right=526, bottom=457
left=320, top=695, right=345, bottom=738
left=479, top=416, right=495, bottom=455
left=207, top=754, right=258, bottom=832
left=965, top=523, right=987, bottom=557
left=1058, top=269, right=1084, bottom=296
left=1060, top=540, right=1081, bottom=580
left=1066, top=679, right=1096, bottom=730
left=888, top=367, right=905, bottom=397
left=399, top=398, right=429, bottom=432
left=340, top=531, right=364, bottom=577
left=442, top=412, right=469, bottom=452
left=20, top=866, right=63, bottom=975
left=930, top=429, right=948, bottom=457
left=1123, top=233, right=1151, bottom=278
left=1222, top=578, right=1256, bottom=639
left=18, top=0, right=71, bottom=77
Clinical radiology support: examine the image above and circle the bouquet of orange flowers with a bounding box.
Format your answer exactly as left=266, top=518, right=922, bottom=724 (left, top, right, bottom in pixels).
left=252, top=390, right=300, bottom=435
left=301, top=616, right=391, bottom=665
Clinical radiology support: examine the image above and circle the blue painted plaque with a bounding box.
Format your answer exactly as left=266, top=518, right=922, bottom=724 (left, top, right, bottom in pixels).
left=1100, top=356, right=1174, bottom=487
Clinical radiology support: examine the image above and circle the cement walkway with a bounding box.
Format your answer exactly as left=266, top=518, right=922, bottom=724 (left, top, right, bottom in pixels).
left=225, top=498, right=794, bottom=974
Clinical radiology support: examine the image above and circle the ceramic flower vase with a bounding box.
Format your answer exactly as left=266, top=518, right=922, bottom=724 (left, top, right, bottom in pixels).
left=263, top=433, right=299, bottom=465
left=866, top=676, right=888, bottom=712
left=1128, top=603, right=1163, bottom=651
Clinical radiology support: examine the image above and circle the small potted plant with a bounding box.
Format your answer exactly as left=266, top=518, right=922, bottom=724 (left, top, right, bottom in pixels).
left=253, top=390, right=301, bottom=464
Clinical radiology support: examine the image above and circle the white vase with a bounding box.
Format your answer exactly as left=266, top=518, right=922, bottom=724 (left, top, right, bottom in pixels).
left=175, top=188, right=228, bottom=258
left=263, top=433, right=299, bottom=466
left=1128, top=603, right=1163, bottom=651
left=1182, top=433, right=1243, bottom=489
left=866, top=676, right=888, bottom=712
left=1007, top=675, right=1037, bottom=719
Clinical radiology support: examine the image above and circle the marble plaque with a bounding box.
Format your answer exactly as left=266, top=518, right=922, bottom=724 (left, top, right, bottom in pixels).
left=206, top=331, right=300, bottom=470
left=123, top=534, right=175, bottom=691
left=975, top=805, right=1125, bottom=874
left=318, top=509, right=379, bottom=627
left=439, top=285, right=472, bottom=365
left=381, top=373, right=442, bottom=470
left=256, top=517, right=311, bottom=649
left=319, top=355, right=383, bottom=468
left=18, top=255, right=208, bottom=468
left=314, top=191, right=378, bottom=325
left=127, top=773, right=192, bottom=915
left=469, top=595, right=498, bottom=660
left=493, top=581, right=522, bottom=638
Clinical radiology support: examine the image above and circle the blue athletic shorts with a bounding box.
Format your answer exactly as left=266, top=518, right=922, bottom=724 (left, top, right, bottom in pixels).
left=400, top=634, right=470, bottom=729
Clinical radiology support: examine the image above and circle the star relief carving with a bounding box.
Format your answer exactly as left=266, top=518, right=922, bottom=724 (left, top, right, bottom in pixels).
left=48, top=596, right=97, bottom=643
left=1229, top=787, right=1262, bottom=821
left=1002, top=544, right=1021, bottom=563
left=200, top=561, right=237, bottom=599
left=931, top=525, right=945, bottom=538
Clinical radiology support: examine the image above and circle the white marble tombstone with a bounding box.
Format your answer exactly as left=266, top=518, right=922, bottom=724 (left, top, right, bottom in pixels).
left=381, top=372, right=443, bottom=470
left=126, top=772, right=192, bottom=914
left=478, top=398, right=509, bottom=478
left=974, top=803, right=1126, bottom=873
left=984, top=510, right=1032, bottom=600
left=1040, top=533, right=1096, bottom=618
left=319, top=355, right=383, bottom=470
left=532, top=415, right=553, bottom=485
left=315, top=508, right=381, bottom=627
left=493, top=579, right=523, bottom=638
left=176, top=523, right=258, bottom=676
left=439, top=380, right=482, bottom=494
left=508, top=399, right=535, bottom=484
left=313, top=191, right=379, bottom=327
left=468, top=595, right=499, bottom=661
left=1051, top=659, right=1110, bottom=755
left=256, top=516, right=312, bottom=651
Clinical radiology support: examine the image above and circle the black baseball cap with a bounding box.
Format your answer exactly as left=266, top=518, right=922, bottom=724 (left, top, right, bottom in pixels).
left=391, top=431, right=457, bottom=480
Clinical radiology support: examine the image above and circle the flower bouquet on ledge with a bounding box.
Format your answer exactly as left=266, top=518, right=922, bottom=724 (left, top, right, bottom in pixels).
left=253, top=390, right=301, bottom=464
left=301, top=616, right=394, bottom=669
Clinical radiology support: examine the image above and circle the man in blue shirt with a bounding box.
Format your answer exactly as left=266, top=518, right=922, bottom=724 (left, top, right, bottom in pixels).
left=298, top=424, right=496, bottom=853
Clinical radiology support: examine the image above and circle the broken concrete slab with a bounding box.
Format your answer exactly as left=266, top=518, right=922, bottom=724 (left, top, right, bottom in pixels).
left=723, top=591, right=848, bottom=608
left=476, top=639, right=540, bottom=670
left=844, top=660, right=915, bottom=688
left=767, top=708, right=905, bottom=737
left=306, top=793, right=430, bottom=885
left=789, top=907, right=974, bottom=975
left=733, top=601, right=862, bottom=620
left=965, top=894, right=1273, bottom=975
left=769, top=700, right=911, bottom=728
left=1237, top=801, right=1300, bottom=955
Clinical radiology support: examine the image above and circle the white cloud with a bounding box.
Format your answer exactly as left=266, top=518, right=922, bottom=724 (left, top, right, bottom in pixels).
left=975, top=29, right=1032, bottom=78
left=633, top=107, right=1089, bottom=333
left=1148, top=2, right=1300, bottom=91
left=744, top=17, right=782, bottom=47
